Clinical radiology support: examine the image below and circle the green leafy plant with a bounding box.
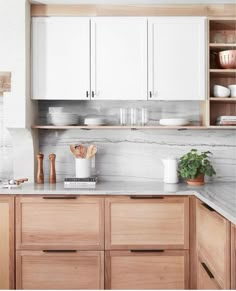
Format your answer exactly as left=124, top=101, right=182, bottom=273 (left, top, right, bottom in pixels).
left=178, top=149, right=216, bottom=180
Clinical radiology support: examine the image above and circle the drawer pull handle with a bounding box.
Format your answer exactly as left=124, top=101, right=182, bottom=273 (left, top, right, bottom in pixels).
left=201, top=203, right=215, bottom=212
left=130, top=250, right=164, bottom=253
left=43, top=250, right=77, bottom=253
left=130, top=196, right=164, bottom=199
left=42, top=196, right=77, bottom=200
left=201, top=262, right=214, bottom=279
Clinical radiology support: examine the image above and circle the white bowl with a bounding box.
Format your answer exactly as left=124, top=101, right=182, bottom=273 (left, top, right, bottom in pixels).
left=47, top=113, right=79, bottom=125
left=48, top=107, right=64, bottom=114
left=228, top=85, right=236, bottom=97
left=213, top=85, right=230, bottom=98
left=159, top=118, right=190, bottom=126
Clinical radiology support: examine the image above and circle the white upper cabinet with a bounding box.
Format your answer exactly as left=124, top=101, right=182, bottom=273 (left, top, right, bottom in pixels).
left=31, top=17, right=90, bottom=100
left=91, top=17, right=148, bottom=100
left=148, top=17, right=206, bottom=100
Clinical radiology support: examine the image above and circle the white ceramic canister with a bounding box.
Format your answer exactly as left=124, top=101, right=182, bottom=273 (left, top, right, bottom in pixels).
left=161, top=157, right=179, bottom=184
left=75, top=158, right=91, bottom=178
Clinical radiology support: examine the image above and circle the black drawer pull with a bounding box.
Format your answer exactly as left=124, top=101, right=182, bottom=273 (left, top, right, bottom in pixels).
left=43, top=250, right=77, bottom=253
left=130, top=250, right=164, bottom=253
left=201, top=262, right=214, bottom=279
left=130, top=196, right=164, bottom=199
left=43, top=196, right=77, bottom=200
left=201, top=203, right=215, bottom=212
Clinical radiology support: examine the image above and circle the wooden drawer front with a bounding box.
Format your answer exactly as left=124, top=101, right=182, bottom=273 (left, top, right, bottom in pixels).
left=196, top=200, right=230, bottom=289
left=16, top=197, right=104, bottom=250
left=105, top=196, right=189, bottom=250
left=16, top=250, right=104, bottom=290
left=105, top=250, right=189, bottom=289
left=197, top=256, right=221, bottom=290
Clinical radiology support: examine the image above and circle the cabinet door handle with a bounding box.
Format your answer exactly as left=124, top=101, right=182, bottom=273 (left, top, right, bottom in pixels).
left=42, top=196, right=77, bottom=200
left=86, top=91, right=89, bottom=98
left=149, top=91, right=152, bottom=98
left=92, top=91, right=95, bottom=98
left=201, top=262, right=214, bottom=278
left=130, top=195, right=164, bottom=199
left=201, top=203, right=215, bottom=212
left=130, top=250, right=164, bottom=253
left=43, top=250, right=77, bottom=253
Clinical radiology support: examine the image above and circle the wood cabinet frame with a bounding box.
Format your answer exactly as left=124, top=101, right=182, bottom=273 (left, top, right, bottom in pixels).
left=0, top=196, right=15, bottom=290
left=231, top=223, right=236, bottom=289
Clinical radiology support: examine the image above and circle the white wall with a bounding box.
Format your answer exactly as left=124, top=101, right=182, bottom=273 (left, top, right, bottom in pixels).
left=0, top=0, right=36, bottom=181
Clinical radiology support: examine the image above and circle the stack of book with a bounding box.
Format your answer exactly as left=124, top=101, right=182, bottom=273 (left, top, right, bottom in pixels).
left=64, top=177, right=97, bottom=189
left=216, top=116, right=236, bottom=126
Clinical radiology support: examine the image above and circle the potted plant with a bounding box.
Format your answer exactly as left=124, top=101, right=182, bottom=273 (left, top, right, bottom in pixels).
left=178, top=149, right=216, bottom=186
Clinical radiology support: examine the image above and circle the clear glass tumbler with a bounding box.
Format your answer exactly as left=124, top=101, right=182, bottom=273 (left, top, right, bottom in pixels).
left=141, top=108, right=148, bottom=126
left=120, top=108, right=127, bottom=126
left=130, top=108, right=138, bottom=126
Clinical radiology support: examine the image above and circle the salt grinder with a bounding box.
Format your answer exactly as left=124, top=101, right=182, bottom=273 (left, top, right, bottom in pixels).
left=49, top=153, right=56, bottom=184
left=36, top=153, right=44, bottom=184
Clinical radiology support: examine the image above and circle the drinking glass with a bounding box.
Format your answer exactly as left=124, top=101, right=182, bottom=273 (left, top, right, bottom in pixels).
left=141, top=108, right=148, bottom=126
left=130, top=108, right=138, bottom=126
left=120, top=108, right=127, bottom=126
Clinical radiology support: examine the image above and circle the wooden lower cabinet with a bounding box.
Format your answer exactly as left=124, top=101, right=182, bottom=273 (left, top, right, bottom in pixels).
left=0, top=196, right=14, bottom=290
left=232, top=224, right=236, bottom=290
left=105, top=196, right=189, bottom=250
left=105, top=250, right=189, bottom=290
left=197, top=256, right=221, bottom=290
left=16, top=196, right=104, bottom=250
left=16, top=250, right=104, bottom=290
left=196, top=199, right=230, bottom=289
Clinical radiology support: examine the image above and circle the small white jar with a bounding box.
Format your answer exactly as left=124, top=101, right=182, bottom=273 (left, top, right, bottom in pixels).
left=75, top=159, right=91, bottom=178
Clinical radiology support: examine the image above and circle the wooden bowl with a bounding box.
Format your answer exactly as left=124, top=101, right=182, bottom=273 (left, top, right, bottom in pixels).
left=219, top=50, right=236, bottom=69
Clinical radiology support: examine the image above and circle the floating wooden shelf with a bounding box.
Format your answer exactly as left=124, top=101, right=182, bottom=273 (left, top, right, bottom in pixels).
left=209, top=43, right=236, bottom=50
left=210, top=97, right=236, bottom=102
left=31, top=125, right=206, bottom=130
left=210, top=69, right=236, bottom=77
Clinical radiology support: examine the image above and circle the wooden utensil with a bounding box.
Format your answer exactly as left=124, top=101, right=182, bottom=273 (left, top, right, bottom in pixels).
left=70, top=145, right=81, bottom=158
left=77, top=144, right=87, bottom=158
left=86, top=145, right=97, bottom=159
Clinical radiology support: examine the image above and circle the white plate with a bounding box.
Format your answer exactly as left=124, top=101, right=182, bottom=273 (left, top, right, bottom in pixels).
left=159, top=118, right=190, bottom=126
left=84, top=118, right=106, bottom=126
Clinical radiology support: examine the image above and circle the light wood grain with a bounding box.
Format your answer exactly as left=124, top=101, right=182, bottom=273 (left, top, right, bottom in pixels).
left=16, top=250, right=104, bottom=290
left=197, top=255, right=221, bottom=290
left=189, top=197, right=197, bottom=289
left=105, top=250, right=189, bottom=290
left=196, top=199, right=230, bottom=289
left=0, top=72, right=11, bottom=95
left=16, top=196, right=104, bottom=250
left=0, top=196, right=15, bottom=290
left=231, top=223, right=236, bottom=290
left=31, top=4, right=236, bottom=17
left=105, top=196, right=189, bottom=250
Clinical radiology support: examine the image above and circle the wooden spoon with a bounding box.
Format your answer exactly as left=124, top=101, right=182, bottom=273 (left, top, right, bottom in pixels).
left=77, top=144, right=87, bottom=159
left=86, top=145, right=97, bottom=159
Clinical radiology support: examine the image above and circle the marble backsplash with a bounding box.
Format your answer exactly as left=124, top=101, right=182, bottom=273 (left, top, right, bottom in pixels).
left=0, top=100, right=235, bottom=182
left=37, top=101, right=236, bottom=183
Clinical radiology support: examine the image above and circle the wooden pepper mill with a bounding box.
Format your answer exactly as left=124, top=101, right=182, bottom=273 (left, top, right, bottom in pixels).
left=49, top=153, right=56, bottom=184
left=36, top=153, right=44, bottom=184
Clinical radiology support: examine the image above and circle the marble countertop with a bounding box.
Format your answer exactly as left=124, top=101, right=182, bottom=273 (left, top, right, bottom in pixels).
left=0, top=181, right=235, bottom=224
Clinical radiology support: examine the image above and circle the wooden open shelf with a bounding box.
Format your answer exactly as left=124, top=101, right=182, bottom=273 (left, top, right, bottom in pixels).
left=31, top=125, right=206, bottom=130
left=210, top=97, right=236, bottom=102
left=209, top=18, right=236, bottom=126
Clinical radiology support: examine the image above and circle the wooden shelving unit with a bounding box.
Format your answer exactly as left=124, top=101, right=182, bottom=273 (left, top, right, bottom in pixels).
left=209, top=18, right=236, bottom=128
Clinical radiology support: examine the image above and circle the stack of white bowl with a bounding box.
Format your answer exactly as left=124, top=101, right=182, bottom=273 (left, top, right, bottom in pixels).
left=47, top=107, right=79, bottom=126
left=213, top=84, right=236, bottom=97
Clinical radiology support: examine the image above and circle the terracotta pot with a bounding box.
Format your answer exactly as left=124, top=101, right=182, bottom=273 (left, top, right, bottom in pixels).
left=186, top=174, right=205, bottom=186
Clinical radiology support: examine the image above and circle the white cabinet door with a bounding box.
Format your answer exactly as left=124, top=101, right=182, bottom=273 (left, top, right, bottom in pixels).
left=91, top=17, right=147, bottom=100
left=148, top=17, right=206, bottom=100
left=32, top=17, right=90, bottom=100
